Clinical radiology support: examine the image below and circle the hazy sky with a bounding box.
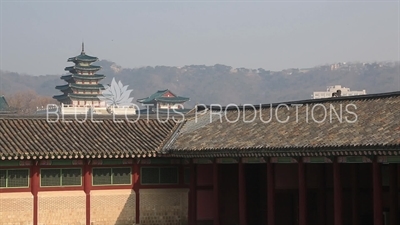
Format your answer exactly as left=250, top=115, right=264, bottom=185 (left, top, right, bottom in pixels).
left=0, top=0, right=399, bottom=76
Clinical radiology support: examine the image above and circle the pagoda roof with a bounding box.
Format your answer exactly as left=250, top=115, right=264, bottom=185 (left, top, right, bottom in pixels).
left=61, top=74, right=106, bottom=81
left=55, top=83, right=105, bottom=91
left=53, top=93, right=101, bottom=101
left=146, top=108, right=192, bottom=114
left=65, top=65, right=101, bottom=72
left=0, top=96, right=15, bottom=114
left=68, top=53, right=98, bottom=63
left=137, top=89, right=190, bottom=104
left=0, top=96, right=10, bottom=111
left=67, top=43, right=98, bottom=63
left=154, top=96, right=190, bottom=103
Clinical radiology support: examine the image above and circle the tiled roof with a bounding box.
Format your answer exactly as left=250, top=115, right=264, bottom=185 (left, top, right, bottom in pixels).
left=53, top=94, right=101, bottom=100
left=137, top=89, right=189, bottom=104
left=55, top=83, right=105, bottom=91
left=138, top=108, right=192, bottom=115
left=0, top=96, right=15, bottom=115
left=155, top=96, right=190, bottom=103
left=0, top=116, right=177, bottom=160
left=61, top=74, right=106, bottom=81
left=65, top=65, right=101, bottom=72
left=165, top=92, right=400, bottom=157
left=2, top=92, right=400, bottom=160
left=137, top=90, right=169, bottom=103
left=68, top=53, right=98, bottom=63
left=0, top=96, right=10, bottom=111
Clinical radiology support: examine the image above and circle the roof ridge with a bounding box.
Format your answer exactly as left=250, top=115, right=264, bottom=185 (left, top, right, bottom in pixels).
left=197, top=91, right=400, bottom=111
left=0, top=117, right=177, bottom=160
left=0, top=115, right=180, bottom=120
left=159, top=120, right=187, bottom=153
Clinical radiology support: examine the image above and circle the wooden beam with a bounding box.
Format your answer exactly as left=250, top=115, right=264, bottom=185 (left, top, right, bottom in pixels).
left=133, top=163, right=140, bottom=224
left=31, top=162, right=39, bottom=225
left=372, top=159, right=383, bottom=225
left=270, top=157, right=297, bottom=163
left=318, top=164, right=326, bottom=224
left=333, top=160, right=343, bottom=225
left=298, top=159, right=307, bottom=225
left=213, top=161, right=220, bottom=225
left=83, top=162, right=92, bottom=225
left=389, top=164, right=398, bottom=225
left=351, top=164, right=359, bottom=225
left=267, top=161, right=275, bottom=225
left=189, top=160, right=197, bottom=225
left=238, top=161, right=247, bottom=225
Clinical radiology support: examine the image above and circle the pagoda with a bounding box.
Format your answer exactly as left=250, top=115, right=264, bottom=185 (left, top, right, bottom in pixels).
left=0, top=95, right=15, bottom=115
left=53, top=43, right=105, bottom=107
left=137, top=89, right=190, bottom=114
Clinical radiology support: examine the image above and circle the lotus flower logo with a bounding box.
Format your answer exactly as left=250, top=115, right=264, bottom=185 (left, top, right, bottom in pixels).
left=98, top=78, right=133, bottom=107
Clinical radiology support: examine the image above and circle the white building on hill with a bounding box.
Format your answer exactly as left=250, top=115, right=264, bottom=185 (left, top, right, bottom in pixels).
left=312, top=85, right=366, bottom=99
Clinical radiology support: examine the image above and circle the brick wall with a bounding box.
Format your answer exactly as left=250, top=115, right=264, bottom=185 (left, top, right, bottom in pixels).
left=0, top=192, right=33, bottom=225
left=38, top=191, right=86, bottom=225
left=0, top=188, right=188, bottom=225
left=140, top=188, right=189, bottom=225
left=90, top=189, right=136, bottom=225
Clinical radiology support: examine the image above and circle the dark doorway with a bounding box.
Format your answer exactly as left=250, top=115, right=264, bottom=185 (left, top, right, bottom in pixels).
left=275, top=191, right=297, bottom=225
left=219, top=164, right=239, bottom=225
left=245, top=164, right=267, bottom=225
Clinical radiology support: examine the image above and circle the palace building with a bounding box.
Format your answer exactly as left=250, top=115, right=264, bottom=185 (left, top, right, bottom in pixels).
left=1, top=91, right=399, bottom=225
left=137, top=89, right=190, bottom=114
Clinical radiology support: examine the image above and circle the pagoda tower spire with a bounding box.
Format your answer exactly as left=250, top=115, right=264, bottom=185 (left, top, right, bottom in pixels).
left=81, top=42, right=85, bottom=54
left=53, top=44, right=106, bottom=107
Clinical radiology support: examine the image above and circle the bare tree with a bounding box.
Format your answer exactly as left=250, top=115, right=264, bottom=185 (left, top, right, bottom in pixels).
left=5, top=90, right=57, bottom=114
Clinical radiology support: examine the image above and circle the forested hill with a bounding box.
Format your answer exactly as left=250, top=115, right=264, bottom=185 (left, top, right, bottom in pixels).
left=1, top=61, right=399, bottom=107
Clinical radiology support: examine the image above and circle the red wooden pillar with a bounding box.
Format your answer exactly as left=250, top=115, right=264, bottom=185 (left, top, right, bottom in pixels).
left=333, top=159, right=343, bottom=225
left=238, top=160, right=247, bottom=225
left=372, top=159, right=383, bottom=225
left=189, top=160, right=197, bottom=225
left=389, top=164, right=398, bottom=225
left=213, top=161, right=220, bottom=225
left=351, top=164, right=359, bottom=225
left=31, top=161, right=39, bottom=225
left=267, top=160, right=275, bottom=225
left=133, top=163, right=140, bottom=224
left=318, top=164, right=326, bottom=224
left=298, top=159, right=307, bottom=225
left=83, top=162, right=92, bottom=225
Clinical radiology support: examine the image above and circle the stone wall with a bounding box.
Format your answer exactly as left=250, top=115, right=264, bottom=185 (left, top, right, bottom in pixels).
left=0, top=188, right=188, bottom=225
left=90, top=189, right=136, bottom=225
left=0, top=192, right=33, bottom=225
left=38, top=191, right=86, bottom=225
left=140, top=188, right=189, bottom=225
